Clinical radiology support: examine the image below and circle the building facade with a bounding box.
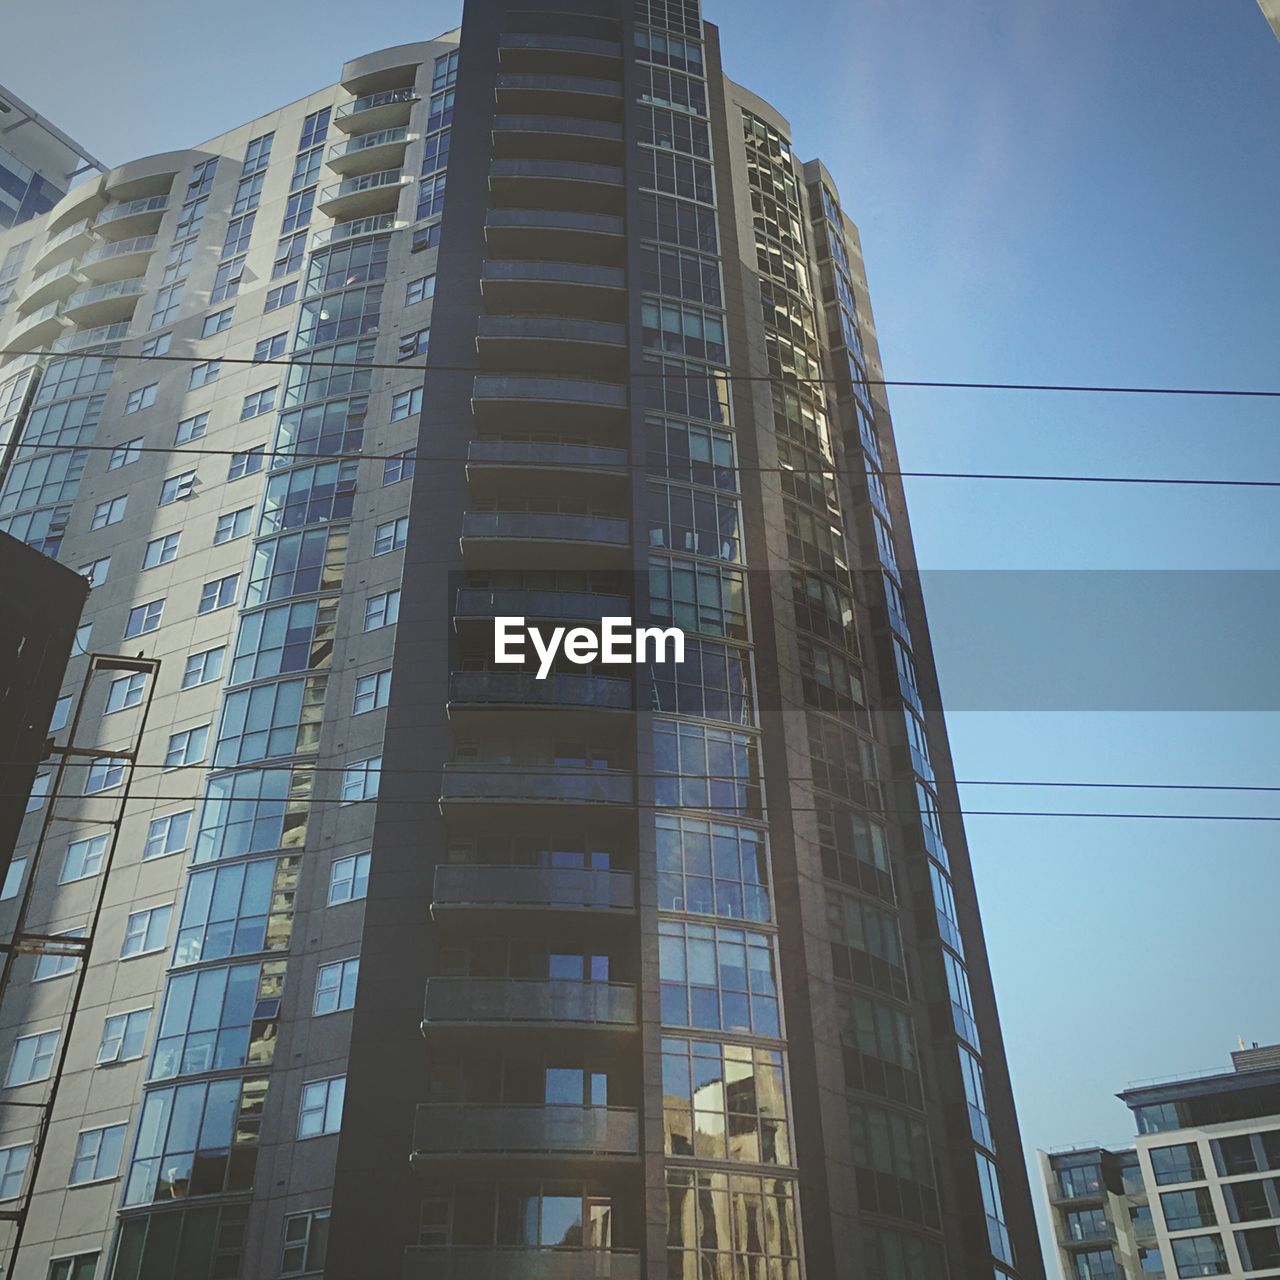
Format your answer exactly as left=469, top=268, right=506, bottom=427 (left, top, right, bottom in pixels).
left=1260, top=1, right=1280, bottom=42
left=0, top=3, right=1040, bottom=1278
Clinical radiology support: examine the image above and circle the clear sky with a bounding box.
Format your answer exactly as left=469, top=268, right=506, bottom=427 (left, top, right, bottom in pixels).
left=6, top=1, right=1280, bottom=1270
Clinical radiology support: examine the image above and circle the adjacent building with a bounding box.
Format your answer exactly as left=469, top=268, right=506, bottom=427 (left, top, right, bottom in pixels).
left=1260, top=1, right=1280, bottom=42
left=0, top=2, right=1042, bottom=1277
left=1042, top=1042, right=1280, bottom=1279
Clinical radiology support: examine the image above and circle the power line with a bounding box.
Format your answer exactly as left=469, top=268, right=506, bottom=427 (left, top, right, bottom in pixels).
left=5, top=344, right=1280, bottom=397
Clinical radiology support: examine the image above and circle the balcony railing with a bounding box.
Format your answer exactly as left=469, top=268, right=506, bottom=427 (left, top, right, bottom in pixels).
left=81, top=234, right=158, bottom=267
left=492, top=114, right=624, bottom=163
left=423, top=978, right=637, bottom=1029
left=472, top=375, right=628, bottom=425
left=413, top=1104, right=639, bottom=1159
left=401, top=1247, right=641, bottom=1280
left=64, top=275, right=146, bottom=322
left=495, top=74, right=624, bottom=120
left=454, top=588, right=631, bottom=625
left=51, top=321, right=131, bottom=354
left=433, top=864, right=635, bottom=913
left=94, top=194, right=169, bottom=228
left=328, top=125, right=411, bottom=161
left=467, top=439, right=628, bottom=472
left=22, top=257, right=81, bottom=299
left=319, top=167, right=408, bottom=204
left=489, top=159, right=625, bottom=213
left=461, top=511, right=629, bottom=547
left=449, top=671, right=632, bottom=712
left=440, top=765, right=633, bottom=810
left=311, top=213, right=407, bottom=247
left=334, top=86, right=420, bottom=132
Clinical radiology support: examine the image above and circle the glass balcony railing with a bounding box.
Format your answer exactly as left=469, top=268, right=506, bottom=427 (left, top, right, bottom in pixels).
left=401, top=1248, right=641, bottom=1280
left=423, top=978, right=637, bottom=1028
left=319, top=168, right=407, bottom=205
left=449, top=672, right=632, bottom=712
left=38, top=217, right=92, bottom=257
left=412, top=1104, right=639, bottom=1158
left=454, top=588, right=631, bottom=624
left=23, top=257, right=80, bottom=296
left=66, top=276, right=146, bottom=311
left=433, top=864, right=635, bottom=913
left=81, top=234, right=158, bottom=266
left=460, top=511, right=629, bottom=546
left=94, top=194, right=168, bottom=227
left=51, top=321, right=131, bottom=353
left=327, top=126, right=411, bottom=161
left=439, top=764, right=634, bottom=809
left=335, top=86, right=419, bottom=120
left=311, top=213, right=406, bottom=247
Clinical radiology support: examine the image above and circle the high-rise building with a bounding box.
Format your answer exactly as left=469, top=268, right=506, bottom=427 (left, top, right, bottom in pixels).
left=0, top=4, right=1041, bottom=1278
left=1260, top=1, right=1280, bottom=42
left=1042, top=1042, right=1280, bottom=1279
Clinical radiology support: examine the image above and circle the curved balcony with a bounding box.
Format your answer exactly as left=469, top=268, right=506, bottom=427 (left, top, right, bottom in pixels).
left=433, top=864, right=635, bottom=916
left=64, top=276, right=146, bottom=326
left=481, top=260, right=626, bottom=321
left=411, top=1104, right=639, bottom=1167
left=317, top=168, right=411, bottom=220
left=492, top=114, right=623, bottom=163
left=30, top=218, right=94, bottom=274
left=326, top=126, right=413, bottom=176
left=484, top=208, right=625, bottom=265
left=93, top=194, right=169, bottom=238
left=475, top=316, right=627, bottom=374
left=498, top=32, right=624, bottom=76
left=454, top=588, right=632, bottom=628
left=448, top=673, right=633, bottom=722
left=460, top=511, right=630, bottom=569
left=334, top=86, right=420, bottom=134
left=489, top=158, right=624, bottom=214
left=423, top=977, right=637, bottom=1031
left=439, top=765, right=634, bottom=817
left=7, top=301, right=69, bottom=349
left=466, top=440, right=628, bottom=489
left=51, top=321, right=131, bottom=355
left=401, top=1247, right=640, bottom=1280
left=472, top=375, right=628, bottom=430
left=18, top=259, right=85, bottom=312
left=79, top=234, right=158, bottom=282
left=495, top=73, right=624, bottom=120
left=312, top=213, right=407, bottom=247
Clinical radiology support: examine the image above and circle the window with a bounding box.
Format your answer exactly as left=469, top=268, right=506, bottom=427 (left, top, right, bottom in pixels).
left=242, top=132, right=274, bottom=174
left=373, top=517, right=408, bottom=555
left=173, top=859, right=297, bottom=966
left=265, top=281, right=297, bottom=312
left=25, top=776, right=49, bottom=814
left=69, top=1124, right=127, bottom=1185
left=62, top=834, right=107, bottom=883
left=1, top=859, right=27, bottom=900
left=33, top=931, right=85, bottom=981
left=7, top=1030, right=58, bottom=1085
left=214, top=677, right=322, bottom=766
left=232, top=172, right=265, bottom=218
left=189, top=360, right=221, bottom=390
left=159, top=471, right=197, bottom=505
left=427, top=88, right=454, bottom=133
left=51, top=694, right=74, bottom=730
left=0, top=1144, right=29, bottom=1198
left=125, top=383, right=158, bottom=414
left=658, top=920, right=781, bottom=1037
left=353, top=670, right=391, bottom=714
left=202, top=307, right=235, bottom=337
left=175, top=195, right=208, bottom=238
left=253, top=332, right=287, bottom=363
left=405, top=274, right=436, bottom=306
left=223, top=213, right=255, bottom=258
left=144, top=811, right=191, bottom=860
left=142, top=333, right=171, bottom=359
left=227, top=448, right=265, bottom=481
left=121, top=905, right=172, bottom=958
left=47, top=1253, right=98, bottom=1280
left=382, top=452, right=415, bottom=485
left=398, top=328, right=429, bottom=360
left=241, top=387, right=276, bottom=420
left=411, top=222, right=441, bottom=253
left=1074, top=1249, right=1119, bottom=1279
left=416, top=173, right=447, bottom=221
left=328, top=853, right=370, bottom=905
left=1161, top=1187, right=1217, bottom=1231
left=79, top=556, right=111, bottom=589
left=273, top=231, right=307, bottom=279
left=164, top=726, right=209, bottom=769
left=314, top=958, right=359, bottom=1014
left=433, top=48, right=459, bottom=90
left=363, top=591, right=399, bottom=631
left=281, top=188, right=315, bottom=234
left=182, top=647, right=225, bottom=689
left=85, top=758, right=126, bottom=795
left=97, top=1008, right=149, bottom=1059
left=298, top=1076, right=345, bottom=1138
left=282, top=1208, right=330, bottom=1276
left=211, top=256, right=245, bottom=304
left=656, top=814, right=770, bottom=922
left=1151, top=1143, right=1206, bottom=1186
left=108, top=437, right=144, bottom=469
left=214, top=507, right=253, bottom=544
left=199, top=574, right=240, bottom=613
left=421, top=128, right=451, bottom=176
left=143, top=533, right=180, bottom=568
left=90, top=496, right=126, bottom=529
left=228, top=599, right=336, bottom=685
left=105, top=671, right=147, bottom=713
left=175, top=413, right=208, bottom=445
left=151, top=282, right=184, bottom=328
left=299, top=108, right=330, bottom=151
left=654, top=719, right=762, bottom=818
left=340, top=757, right=381, bottom=805
left=1170, top=1235, right=1227, bottom=1278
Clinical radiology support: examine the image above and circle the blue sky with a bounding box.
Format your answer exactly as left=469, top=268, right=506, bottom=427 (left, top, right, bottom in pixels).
left=6, top=0, right=1280, bottom=1268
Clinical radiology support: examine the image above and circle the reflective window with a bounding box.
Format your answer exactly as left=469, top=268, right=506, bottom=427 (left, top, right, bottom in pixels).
left=654, top=719, right=761, bottom=818
left=656, top=814, right=770, bottom=922
left=69, top=1123, right=127, bottom=1184
left=230, top=599, right=337, bottom=685
left=194, top=766, right=312, bottom=863
left=328, top=853, right=370, bottom=905
left=658, top=920, right=779, bottom=1037
left=298, top=1076, right=345, bottom=1138
left=214, top=676, right=326, bottom=766
left=122, top=906, right=172, bottom=958
left=97, top=1009, right=149, bottom=1064
left=144, top=811, right=191, bottom=860
left=314, top=958, right=359, bottom=1014
left=7, top=1030, right=59, bottom=1085
left=173, top=857, right=298, bottom=966
left=1151, top=1143, right=1206, bottom=1187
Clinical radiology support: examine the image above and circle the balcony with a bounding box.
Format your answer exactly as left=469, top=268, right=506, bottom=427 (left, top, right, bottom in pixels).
left=334, top=86, right=420, bottom=134
left=317, top=168, right=411, bottom=220
left=476, top=316, right=626, bottom=374
left=492, top=115, right=623, bottom=163
left=454, top=588, right=632, bottom=628
left=411, top=1104, right=639, bottom=1167
left=30, top=218, right=94, bottom=274
left=311, top=213, right=407, bottom=247
left=439, top=764, right=634, bottom=817
left=79, top=234, right=158, bottom=282
left=18, top=258, right=85, bottom=312
left=460, top=511, right=630, bottom=569
left=93, top=194, right=169, bottom=238
left=401, top=1247, right=641, bottom=1280
left=51, top=321, right=131, bottom=354
left=64, top=276, right=146, bottom=326
left=326, top=126, right=413, bottom=176
left=7, top=300, right=68, bottom=349
left=423, top=977, right=637, bottom=1031
left=481, top=260, right=626, bottom=321
left=484, top=208, right=625, bottom=265
left=489, top=159, right=624, bottom=214
left=498, top=32, right=624, bottom=76
left=433, top=864, right=635, bottom=915
left=472, top=375, right=628, bottom=430
left=466, top=440, right=629, bottom=493
left=495, top=74, right=624, bottom=120
left=448, top=672, right=633, bottom=722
